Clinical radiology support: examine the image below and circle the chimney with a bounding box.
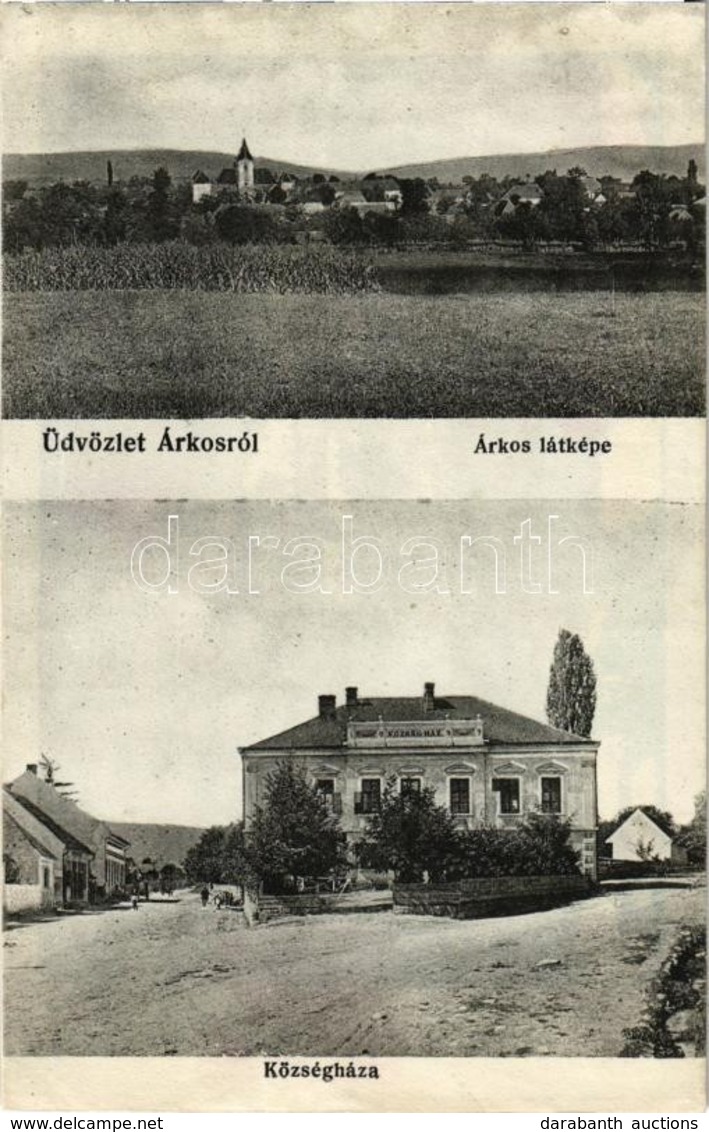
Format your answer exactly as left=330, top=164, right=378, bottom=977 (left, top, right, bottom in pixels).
left=423, top=682, right=435, bottom=713
left=346, top=686, right=358, bottom=708
left=26, top=764, right=38, bottom=776
left=318, top=694, right=337, bottom=720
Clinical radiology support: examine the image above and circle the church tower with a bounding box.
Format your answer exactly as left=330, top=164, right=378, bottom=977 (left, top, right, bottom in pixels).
left=236, top=137, right=254, bottom=192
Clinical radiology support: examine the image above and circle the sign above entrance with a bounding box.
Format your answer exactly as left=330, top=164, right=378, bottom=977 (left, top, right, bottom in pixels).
left=346, top=717, right=485, bottom=748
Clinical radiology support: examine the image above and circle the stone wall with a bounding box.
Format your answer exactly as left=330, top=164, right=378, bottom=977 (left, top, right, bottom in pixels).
left=393, top=873, right=591, bottom=919
left=243, top=888, right=343, bottom=926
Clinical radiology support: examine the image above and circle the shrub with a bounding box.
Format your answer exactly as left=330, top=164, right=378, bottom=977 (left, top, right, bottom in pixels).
left=450, top=814, right=582, bottom=879
left=621, top=924, right=706, bottom=1057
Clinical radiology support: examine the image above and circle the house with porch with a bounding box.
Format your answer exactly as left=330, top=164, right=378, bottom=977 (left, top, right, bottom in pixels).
left=240, top=682, right=600, bottom=878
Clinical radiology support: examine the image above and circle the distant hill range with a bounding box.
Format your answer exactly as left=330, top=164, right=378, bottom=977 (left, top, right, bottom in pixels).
left=109, top=822, right=204, bottom=870
left=2, top=150, right=356, bottom=187
left=381, top=145, right=705, bottom=185
left=3, top=144, right=704, bottom=188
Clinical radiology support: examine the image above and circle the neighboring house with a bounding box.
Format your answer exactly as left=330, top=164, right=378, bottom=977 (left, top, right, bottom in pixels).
left=7, top=767, right=129, bottom=901
left=605, top=808, right=687, bottom=864
left=240, top=682, right=600, bottom=878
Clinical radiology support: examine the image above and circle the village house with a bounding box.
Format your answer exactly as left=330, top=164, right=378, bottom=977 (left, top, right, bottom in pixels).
left=7, top=766, right=130, bottom=901
left=3, top=788, right=70, bottom=913
left=3, top=787, right=95, bottom=908
left=605, top=807, right=687, bottom=865
left=240, top=682, right=600, bottom=878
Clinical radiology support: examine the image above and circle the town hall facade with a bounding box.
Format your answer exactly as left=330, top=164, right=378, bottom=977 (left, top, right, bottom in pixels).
left=240, top=682, right=600, bottom=878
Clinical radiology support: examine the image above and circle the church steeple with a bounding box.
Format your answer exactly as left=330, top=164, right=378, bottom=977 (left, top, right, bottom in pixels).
left=236, top=137, right=254, bottom=191
left=237, top=137, right=253, bottom=162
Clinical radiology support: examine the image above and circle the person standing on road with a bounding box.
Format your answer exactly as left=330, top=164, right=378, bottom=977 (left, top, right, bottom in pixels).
left=200, top=886, right=209, bottom=907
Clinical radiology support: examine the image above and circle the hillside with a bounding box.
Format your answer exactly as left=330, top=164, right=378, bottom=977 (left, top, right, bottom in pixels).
left=1, top=149, right=356, bottom=187
left=3, top=143, right=704, bottom=189
left=382, top=144, right=705, bottom=185
left=108, top=822, right=204, bottom=870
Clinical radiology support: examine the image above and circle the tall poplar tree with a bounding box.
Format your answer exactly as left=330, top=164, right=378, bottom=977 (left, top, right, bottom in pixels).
left=545, top=629, right=597, bottom=738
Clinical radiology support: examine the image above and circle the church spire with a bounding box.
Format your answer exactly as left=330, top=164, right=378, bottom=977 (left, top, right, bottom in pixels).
left=237, top=137, right=253, bottom=162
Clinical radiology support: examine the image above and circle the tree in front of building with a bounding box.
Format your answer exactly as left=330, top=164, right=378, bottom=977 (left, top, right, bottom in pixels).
left=546, top=628, right=597, bottom=738
left=357, top=777, right=461, bottom=884
left=183, top=825, right=230, bottom=885
left=677, top=791, right=706, bottom=866
left=246, top=762, right=347, bottom=893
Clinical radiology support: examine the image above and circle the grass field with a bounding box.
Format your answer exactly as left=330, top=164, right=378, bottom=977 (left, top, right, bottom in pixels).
left=3, top=289, right=704, bottom=417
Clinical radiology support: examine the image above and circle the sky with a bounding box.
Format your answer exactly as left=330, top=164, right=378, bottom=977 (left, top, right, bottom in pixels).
left=3, top=499, right=703, bottom=829
left=2, top=4, right=704, bottom=170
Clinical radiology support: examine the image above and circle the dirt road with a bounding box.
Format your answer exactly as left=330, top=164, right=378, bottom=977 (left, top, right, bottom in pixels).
left=4, top=883, right=703, bottom=1058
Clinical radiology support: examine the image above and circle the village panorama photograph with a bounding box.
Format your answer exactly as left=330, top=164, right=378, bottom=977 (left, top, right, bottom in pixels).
left=1, top=3, right=705, bottom=419
left=2, top=499, right=704, bottom=1059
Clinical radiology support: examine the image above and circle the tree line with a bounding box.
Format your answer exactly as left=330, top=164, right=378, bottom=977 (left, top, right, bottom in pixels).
left=3, top=162, right=705, bottom=253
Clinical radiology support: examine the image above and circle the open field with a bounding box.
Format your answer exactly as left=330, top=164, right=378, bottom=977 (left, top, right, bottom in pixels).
left=3, top=289, right=704, bottom=417
left=4, top=882, right=703, bottom=1057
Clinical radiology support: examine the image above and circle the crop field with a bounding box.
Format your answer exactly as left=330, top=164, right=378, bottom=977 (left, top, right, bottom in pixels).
left=3, top=288, right=704, bottom=418
left=3, top=242, right=376, bottom=295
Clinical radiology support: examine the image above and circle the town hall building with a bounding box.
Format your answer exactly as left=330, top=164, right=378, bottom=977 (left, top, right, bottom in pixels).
left=240, top=682, right=600, bottom=878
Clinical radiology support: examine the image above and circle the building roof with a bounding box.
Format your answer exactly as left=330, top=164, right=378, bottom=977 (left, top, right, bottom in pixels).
left=243, top=692, right=596, bottom=752
left=503, top=183, right=543, bottom=202
left=237, top=138, right=253, bottom=162
left=192, top=170, right=211, bottom=184
left=605, top=807, right=676, bottom=845
left=7, top=770, right=126, bottom=855
left=217, top=167, right=238, bottom=185
left=8, top=793, right=94, bottom=855
left=3, top=789, right=63, bottom=860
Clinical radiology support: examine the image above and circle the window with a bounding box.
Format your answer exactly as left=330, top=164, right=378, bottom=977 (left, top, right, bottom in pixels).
left=541, top=776, right=562, bottom=814
left=400, top=777, right=422, bottom=798
left=355, top=777, right=381, bottom=815
left=449, top=777, right=471, bottom=816
left=492, top=777, right=520, bottom=814
left=42, top=866, right=51, bottom=889
left=316, top=778, right=341, bottom=814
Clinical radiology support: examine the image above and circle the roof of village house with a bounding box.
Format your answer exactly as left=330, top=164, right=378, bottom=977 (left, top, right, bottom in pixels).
left=7, top=771, right=128, bottom=852
left=192, top=170, right=211, bottom=184
left=503, top=183, right=543, bottom=201
left=237, top=138, right=253, bottom=162
left=217, top=167, right=238, bottom=185
left=3, top=789, right=63, bottom=860
left=243, top=692, right=597, bottom=752
left=605, top=807, right=676, bottom=844
left=8, top=793, right=94, bottom=855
